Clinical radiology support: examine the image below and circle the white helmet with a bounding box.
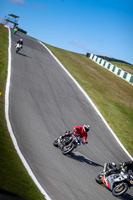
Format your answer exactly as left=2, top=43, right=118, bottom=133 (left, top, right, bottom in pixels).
left=111, top=162, right=116, bottom=167
left=20, top=39, right=23, bottom=41
left=83, top=124, right=90, bottom=133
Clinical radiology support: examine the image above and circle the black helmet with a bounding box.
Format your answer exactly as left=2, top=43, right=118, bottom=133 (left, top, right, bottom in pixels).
left=83, top=124, right=90, bottom=133
left=109, top=162, right=116, bottom=168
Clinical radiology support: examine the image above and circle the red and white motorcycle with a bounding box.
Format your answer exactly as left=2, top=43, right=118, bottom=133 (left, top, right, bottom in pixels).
left=95, top=163, right=133, bottom=196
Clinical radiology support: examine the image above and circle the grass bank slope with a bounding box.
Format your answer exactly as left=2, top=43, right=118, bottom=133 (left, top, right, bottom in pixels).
left=0, top=24, right=45, bottom=200
left=44, top=43, right=133, bottom=157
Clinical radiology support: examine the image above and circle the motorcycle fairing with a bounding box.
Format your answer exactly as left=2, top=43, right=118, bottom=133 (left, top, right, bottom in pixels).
left=104, top=173, right=129, bottom=191
left=101, top=177, right=110, bottom=189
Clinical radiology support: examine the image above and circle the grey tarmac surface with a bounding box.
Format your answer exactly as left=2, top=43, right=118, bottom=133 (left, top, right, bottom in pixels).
left=9, top=30, right=133, bottom=200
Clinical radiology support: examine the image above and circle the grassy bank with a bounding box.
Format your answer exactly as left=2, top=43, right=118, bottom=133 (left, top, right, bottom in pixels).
left=0, top=24, right=45, bottom=200
left=44, top=43, right=133, bottom=157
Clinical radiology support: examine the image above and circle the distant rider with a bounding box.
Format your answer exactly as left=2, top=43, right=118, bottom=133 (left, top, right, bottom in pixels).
left=13, top=25, right=18, bottom=34
left=15, top=39, right=23, bottom=52
left=59, top=124, right=90, bottom=145
left=17, top=38, right=23, bottom=46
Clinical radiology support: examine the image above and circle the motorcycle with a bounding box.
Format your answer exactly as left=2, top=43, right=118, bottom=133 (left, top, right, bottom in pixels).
left=95, top=163, right=133, bottom=196
left=15, top=43, right=22, bottom=53
left=53, top=132, right=82, bottom=155
left=13, top=27, right=18, bottom=34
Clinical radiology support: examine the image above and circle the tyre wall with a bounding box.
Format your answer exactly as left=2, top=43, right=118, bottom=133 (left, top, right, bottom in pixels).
left=90, top=54, right=133, bottom=85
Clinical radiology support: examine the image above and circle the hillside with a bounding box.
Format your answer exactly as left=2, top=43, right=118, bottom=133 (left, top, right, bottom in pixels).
left=43, top=43, right=133, bottom=157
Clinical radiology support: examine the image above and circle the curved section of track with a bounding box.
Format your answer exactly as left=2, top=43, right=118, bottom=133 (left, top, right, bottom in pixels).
left=9, top=31, right=133, bottom=200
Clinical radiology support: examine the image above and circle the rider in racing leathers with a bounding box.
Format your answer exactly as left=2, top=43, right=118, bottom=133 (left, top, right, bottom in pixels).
left=15, top=39, right=23, bottom=52
left=17, top=39, right=23, bottom=46
left=59, top=124, right=90, bottom=145
left=16, top=39, right=23, bottom=48
left=104, top=161, right=133, bottom=176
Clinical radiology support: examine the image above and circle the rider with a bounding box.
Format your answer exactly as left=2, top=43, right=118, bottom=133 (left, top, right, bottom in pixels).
left=104, top=160, right=133, bottom=176
left=17, top=38, right=23, bottom=46
left=13, top=25, right=18, bottom=34
left=59, top=124, right=90, bottom=145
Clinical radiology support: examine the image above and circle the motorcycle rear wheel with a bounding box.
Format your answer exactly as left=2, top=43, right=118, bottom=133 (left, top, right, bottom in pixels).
left=62, top=143, right=75, bottom=155
left=112, top=182, right=128, bottom=196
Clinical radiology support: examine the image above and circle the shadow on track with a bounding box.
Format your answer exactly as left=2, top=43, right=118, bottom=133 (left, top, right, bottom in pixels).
left=118, top=193, right=133, bottom=200
left=17, top=52, right=32, bottom=58
left=67, top=152, right=103, bottom=167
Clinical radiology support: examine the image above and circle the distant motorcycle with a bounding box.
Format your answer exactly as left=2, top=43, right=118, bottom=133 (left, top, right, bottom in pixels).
left=53, top=132, right=85, bottom=155
left=95, top=163, right=133, bottom=196
left=13, top=27, right=18, bottom=34
left=15, top=43, right=22, bottom=53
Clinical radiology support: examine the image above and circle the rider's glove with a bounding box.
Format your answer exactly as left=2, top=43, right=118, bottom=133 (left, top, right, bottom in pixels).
left=82, top=141, right=88, bottom=145
left=104, top=171, right=106, bottom=175
left=105, top=169, right=111, bottom=176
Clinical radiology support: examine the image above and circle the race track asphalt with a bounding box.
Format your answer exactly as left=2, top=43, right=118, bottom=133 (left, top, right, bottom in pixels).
left=9, top=30, right=133, bottom=200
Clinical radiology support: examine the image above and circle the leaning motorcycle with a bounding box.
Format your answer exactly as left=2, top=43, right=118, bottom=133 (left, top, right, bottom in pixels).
left=53, top=132, right=80, bottom=155
left=15, top=43, right=22, bottom=53
left=95, top=163, right=133, bottom=196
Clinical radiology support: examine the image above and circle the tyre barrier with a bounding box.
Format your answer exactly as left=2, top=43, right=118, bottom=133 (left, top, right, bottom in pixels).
left=89, top=54, right=133, bottom=85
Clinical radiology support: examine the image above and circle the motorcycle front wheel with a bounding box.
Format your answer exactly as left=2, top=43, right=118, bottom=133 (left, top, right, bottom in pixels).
left=53, top=138, right=59, bottom=147
left=112, top=182, right=128, bottom=196
left=95, top=172, right=103, bottom=184
left=61, top=143, right=75, bottom=155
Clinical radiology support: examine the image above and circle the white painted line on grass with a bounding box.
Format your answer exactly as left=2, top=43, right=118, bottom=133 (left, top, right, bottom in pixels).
left=5, top=28, right=52, bottom=200
left=39, top=41, right=133, bottom=161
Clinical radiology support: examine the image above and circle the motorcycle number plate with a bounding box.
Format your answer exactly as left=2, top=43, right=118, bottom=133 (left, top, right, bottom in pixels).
left=130, top=180, right=133, bottom=185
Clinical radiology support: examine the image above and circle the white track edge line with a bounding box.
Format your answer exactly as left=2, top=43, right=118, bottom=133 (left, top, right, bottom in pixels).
left=39, top=41, right=133, bottom=161
left=5, top=28, right=52, bottom=200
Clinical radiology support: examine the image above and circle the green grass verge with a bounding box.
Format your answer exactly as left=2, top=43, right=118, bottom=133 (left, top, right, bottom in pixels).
left=43, top=43, right=133, bottom=157
left=0, top=24, right=45, bottom=200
